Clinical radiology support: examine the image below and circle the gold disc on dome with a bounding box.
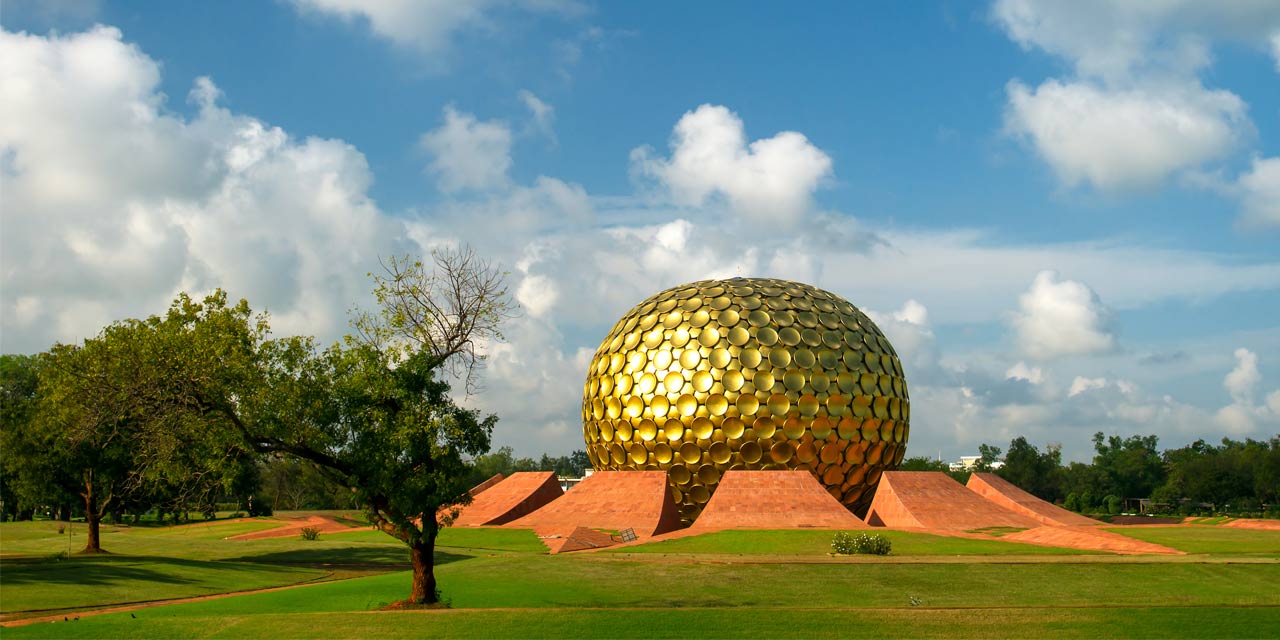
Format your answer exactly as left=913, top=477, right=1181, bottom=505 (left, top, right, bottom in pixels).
left=654, top=442, right=674, bottom=464
left=753, top=416, right=777, bottom=438
left=709, top=442, right=732, bottom=465
left=722, top=369, right=745, bottom=392
left=757, top=327, right=779, bottom=346
left=691, top=416, right=714, bottom=439
left=722, top=416, right=746, bottom=439
left=753, top=370, right=775, bottom=392
left=679, top=441, right=702, bottom=464
left=709, top=348, right=731, bottom=368
left=664, top=419, right=684, bottom=440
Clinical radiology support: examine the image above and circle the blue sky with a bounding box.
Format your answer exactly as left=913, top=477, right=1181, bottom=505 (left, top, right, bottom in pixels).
left=2, top=1, right=1278, bottom=462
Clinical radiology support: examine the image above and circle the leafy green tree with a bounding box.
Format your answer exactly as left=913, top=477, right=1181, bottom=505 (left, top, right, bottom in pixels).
left=0, top=354, right=70, bottom=521
left=996, top=437, right=1063, bottom=502
left=126, top=248, right=513, bottom=604
left=34, top=327, right=148, bottom=552
left=1063, top=492, right=1081, bottom=512
left=1091, top=432, right=1165, bottom=499
left=976, top=443, right=1003, bottom=471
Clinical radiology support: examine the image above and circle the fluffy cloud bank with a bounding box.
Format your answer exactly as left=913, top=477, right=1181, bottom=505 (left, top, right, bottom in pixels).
left=420, top=106, right=514, bottom=193
left=1005, top=80, right=1247, bottom=192
left=288, top=0, right=581, bottom=54
left=0, top=26, right=408, bottom=351
left=5, top=23, right=1279, bottom=461
left=1010, top=271, right=1116, bottom=360
left=630, top=104, right=833, bottom=225
left=994, top=0, right=1280, bottom=225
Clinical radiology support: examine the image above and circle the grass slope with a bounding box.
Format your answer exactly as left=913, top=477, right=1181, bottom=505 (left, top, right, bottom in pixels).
left=1106, top=526, right=1280, bottom=556
left=611, top=529, right=1091, bottom=556
left=4, top=518, right=1280, bottom=638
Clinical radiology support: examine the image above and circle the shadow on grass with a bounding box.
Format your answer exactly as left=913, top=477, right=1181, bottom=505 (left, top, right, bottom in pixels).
left=224, top=546, right=472, bottom=568
left=0, top=555, right=290, bottom=587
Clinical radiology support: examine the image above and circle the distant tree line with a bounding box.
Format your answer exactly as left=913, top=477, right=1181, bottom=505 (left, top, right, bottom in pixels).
left=463, top=447, right=591, bottom=488
left=900, top=432, right=1280, bottom=517
left=2, top=345, right=587, bottom=518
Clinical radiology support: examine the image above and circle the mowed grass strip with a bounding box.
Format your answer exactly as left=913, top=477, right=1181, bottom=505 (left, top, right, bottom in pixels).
left=435, top=555, right=1280, bottom=609
left=1106, top=526, right=1280, bottom=555
left=0, top=556, right=326, bottom=615
left=610, top=529, right=1092, bottom=556
left=7, top=604, right=1280, bottom=639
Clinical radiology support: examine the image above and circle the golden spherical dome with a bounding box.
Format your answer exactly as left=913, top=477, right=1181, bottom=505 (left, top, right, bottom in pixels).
left=582, top=277, right=909, bottom=523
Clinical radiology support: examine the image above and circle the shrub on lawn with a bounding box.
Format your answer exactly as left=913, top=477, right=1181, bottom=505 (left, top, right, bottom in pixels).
left=832, top=532, right=891, bottom=555
left=300, top=526, right=321, bottom=541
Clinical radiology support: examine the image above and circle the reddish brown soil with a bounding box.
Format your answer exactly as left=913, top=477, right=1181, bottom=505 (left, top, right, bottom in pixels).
left=1001, top=525, right=1183, bottom=555
left=505, top=471, right=682, bottom=546
left=226, top=515, right=359, bottom=541
left=866, top=472, right=1040, bottom=530
left=966, top=473, right=1100, bottom=527
left=1222, top=518, right=1280, bottom=531
left=691, top=471, right=866, bottom=531
left=451, top=472, right=564, bottom=527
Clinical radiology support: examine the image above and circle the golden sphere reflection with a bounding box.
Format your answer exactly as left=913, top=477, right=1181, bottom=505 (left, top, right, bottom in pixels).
left=582, top=278, right=909, bottom=523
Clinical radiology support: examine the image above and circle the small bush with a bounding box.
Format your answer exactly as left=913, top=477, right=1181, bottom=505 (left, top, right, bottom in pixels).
left=300, top=526, right=321, bottom=541
left=1105, top=494, right=1122, bottom=515
left=832, top=531, right=891, bottom=555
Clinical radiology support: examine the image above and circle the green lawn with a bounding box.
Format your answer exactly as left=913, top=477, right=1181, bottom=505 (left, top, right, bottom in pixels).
left=1107, top=525, right=1280, bottom=556
left=6, top=562, right=1280, bottom=638
left=610, top=529, right=1092, bottom=556
left=0, top=556, right=326, bottom=615
left=4, top=517, right=1280, bottom=638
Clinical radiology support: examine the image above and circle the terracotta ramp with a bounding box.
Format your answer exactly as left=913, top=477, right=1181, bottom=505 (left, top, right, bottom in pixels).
left=966, top=473, right=1099, bottom=527
left=691, top=471, right=867, bottom=530
left=505, top=470, right=682, bottom=539
left=1002, top=525, right=1183, bottom=555
left=865, top=471, right=1040, bottom=530
left=468, top=473, right=506, bottom=497
left=451, top=471, right=564, bottom=527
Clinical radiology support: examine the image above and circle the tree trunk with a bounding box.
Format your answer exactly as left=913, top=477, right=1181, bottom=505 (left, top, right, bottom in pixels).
left=409, top=535, right=438, bottom=604
left=83, top=491, right=102, bottom=553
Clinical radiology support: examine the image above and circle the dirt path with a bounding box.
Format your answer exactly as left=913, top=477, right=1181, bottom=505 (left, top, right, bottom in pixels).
left=0, top=573, right=365, bottom=628
left=227, top=515, right=360, bottom=541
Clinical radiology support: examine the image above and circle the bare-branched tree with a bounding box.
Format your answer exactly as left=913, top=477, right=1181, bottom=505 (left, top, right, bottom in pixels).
left=352, top=245, right=518, bottom=394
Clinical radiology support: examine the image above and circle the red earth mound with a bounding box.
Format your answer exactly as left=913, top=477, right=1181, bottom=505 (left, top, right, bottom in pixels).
left=966, top=473, right=1099, bottom=527
left=865, top=471, right=1040, bottom=530
left=226, top=515, right=357, bottom=541
left=505, top=471, right=682, bottom=541
left=451, top=471, right=564, bottom=527
left=691, top=470, right=866, bottom=530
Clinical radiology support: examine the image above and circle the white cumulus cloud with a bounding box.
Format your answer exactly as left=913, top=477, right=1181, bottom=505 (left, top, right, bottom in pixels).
left=1006, top=362, right=1045, bottom=385
left=1068, top=376, right=1107, bottom=397
left=1011, top=271, right=1116, bottom=360
left=419, top=106, right=513, bottom=193
left=1005, top=79, right=1247, bottom=191
left=288, top=0, right=581, bottom=54
left=0, top=26, right=409, bottom=353
left=1237, top=156, right=1280, bottom=228
left=519, top=89, right=556, bottom=143
left=993, top=0, right=1280, bottom=204
left=630, top=104, right=833, bottom=225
